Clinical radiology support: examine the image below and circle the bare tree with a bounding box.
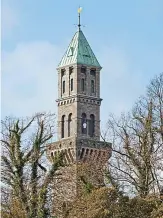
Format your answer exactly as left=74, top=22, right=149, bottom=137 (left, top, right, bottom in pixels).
left=1, top=112, right=63, bottom=218
left=105, top=73, right=163, bottom=197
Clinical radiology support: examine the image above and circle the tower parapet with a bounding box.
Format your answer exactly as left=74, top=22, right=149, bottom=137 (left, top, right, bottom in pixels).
left=47, top=137, right=111, bottom=165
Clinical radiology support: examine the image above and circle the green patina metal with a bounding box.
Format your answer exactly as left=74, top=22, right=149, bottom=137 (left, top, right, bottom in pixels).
left=58, top=30, right=101, bottom=68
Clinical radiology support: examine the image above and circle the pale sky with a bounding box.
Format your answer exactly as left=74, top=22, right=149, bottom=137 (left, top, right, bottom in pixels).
left=1, top=0, right=163, bottom=130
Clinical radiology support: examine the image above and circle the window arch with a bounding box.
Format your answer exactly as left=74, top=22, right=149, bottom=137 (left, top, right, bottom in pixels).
left=68, top=113, right=72, bottom=137
left=90, top=69, right=96, bottom=76
left=89, top=114, right=95, bottom=137
left=61, top=115, right=65, bottom=138
left=81, top=67, right=86, bottom=74
left=81, top=78, right=85, bottom=92
left=63, top=81, right=65, bottom=93
left=61, top=69, right=65, bottom=97
left=71, top=78, right=73, bottom=91
left=81, top=113, right=87, bottom=134
left=91, top=80, right=95, bottom=93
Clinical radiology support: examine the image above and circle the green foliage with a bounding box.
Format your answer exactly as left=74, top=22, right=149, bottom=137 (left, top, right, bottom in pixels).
left=65, top=186, right=163, bottom=218
left=1, top=113, right=63, bottom=218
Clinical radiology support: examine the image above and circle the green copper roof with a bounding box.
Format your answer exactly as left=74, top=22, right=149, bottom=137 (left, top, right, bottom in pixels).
left=58, top=30, right=101, bottom=68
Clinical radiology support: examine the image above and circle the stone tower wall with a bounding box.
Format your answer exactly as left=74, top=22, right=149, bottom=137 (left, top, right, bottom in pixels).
left=57, top=65, right=78, bottom=99
left=77, top=101, right=100, bottom=140
left=47, top=137, right=111, bottom=218
left=57, top=64, right=102, bottom=140
left=47, top=28, right=111, bottom=218
left=76, top=66, right=101, bottom=98
left=57, top=100, right=78, bottom=140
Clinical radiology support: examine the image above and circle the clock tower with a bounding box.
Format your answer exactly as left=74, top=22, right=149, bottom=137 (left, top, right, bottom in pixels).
left=47, top=8, right=111, bottom=217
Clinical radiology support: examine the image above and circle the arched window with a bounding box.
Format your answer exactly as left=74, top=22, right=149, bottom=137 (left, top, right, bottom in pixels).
left=81, top=67, right=86, bottom=74
left=89, top=114, right=95, bottom=137
left=71, top=78, right=73, bottom=91
left=63, top=81, right=65, bottom=93
left=81, top=113, right=87, bottom=134
left=68, top=113, right=72, bottom=137
left=81, top=78, right=85, bottom=92
left=91, top=80, right=95, bottom=93
left=61, top=115, right=65, bottom=138
left=61, top=69, right=65, bottom=77
left=61, top=69, right=65, bottom=97
left=90, top=69, right=96, bottom=76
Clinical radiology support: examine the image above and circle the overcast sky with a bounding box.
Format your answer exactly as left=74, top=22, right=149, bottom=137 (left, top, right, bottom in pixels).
left=1, top=0, right=163, bottom=130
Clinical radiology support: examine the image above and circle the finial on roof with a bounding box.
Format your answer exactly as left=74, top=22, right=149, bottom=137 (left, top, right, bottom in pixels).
left=78, top=7, right=82, bottom=31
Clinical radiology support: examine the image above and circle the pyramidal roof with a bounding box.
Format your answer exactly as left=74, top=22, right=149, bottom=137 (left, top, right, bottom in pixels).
left=58, top=30, right=101, bottom=68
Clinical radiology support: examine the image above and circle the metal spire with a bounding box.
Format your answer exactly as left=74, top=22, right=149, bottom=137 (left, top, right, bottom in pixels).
left=78, top=7, right=82, bottom=31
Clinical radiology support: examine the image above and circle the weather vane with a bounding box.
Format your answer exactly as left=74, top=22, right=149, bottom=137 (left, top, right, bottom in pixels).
left=74, top=7, right=85, bottom=30
left=77, top=6, right=82, bottom=30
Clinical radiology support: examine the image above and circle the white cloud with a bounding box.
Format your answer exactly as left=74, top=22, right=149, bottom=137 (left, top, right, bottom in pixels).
left=2, top=40, right=146, bottom=130
left=1, top=0, right=19, bottom=38
left=2, top=41, right=63, bottom=117
left=98, top=47, right=146, bottom=128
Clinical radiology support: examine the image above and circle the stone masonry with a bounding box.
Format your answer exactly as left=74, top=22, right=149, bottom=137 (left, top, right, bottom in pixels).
left=46, top=28, right=112, bottom=217
left=56, top=64, right=102, bottom=140
left=47, top=137, right=111, bottom=217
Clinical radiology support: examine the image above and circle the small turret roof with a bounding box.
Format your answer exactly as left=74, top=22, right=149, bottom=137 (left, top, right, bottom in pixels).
left=58, top=30, right=101, bottom=68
